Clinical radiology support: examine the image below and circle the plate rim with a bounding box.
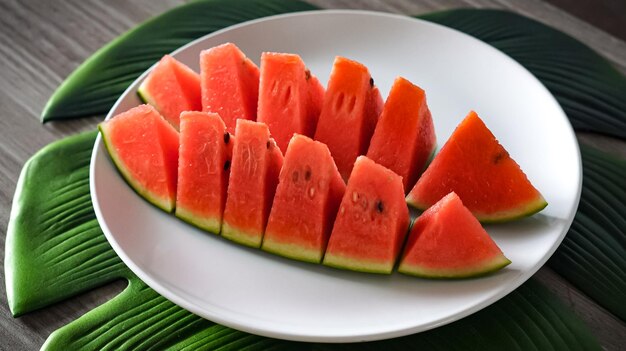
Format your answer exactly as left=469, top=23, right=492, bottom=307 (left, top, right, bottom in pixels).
left=90, top=9, right=583, bottom=343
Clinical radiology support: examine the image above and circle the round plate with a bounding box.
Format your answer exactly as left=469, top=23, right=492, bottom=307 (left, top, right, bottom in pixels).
left=91, top=10, right=581, bottom=343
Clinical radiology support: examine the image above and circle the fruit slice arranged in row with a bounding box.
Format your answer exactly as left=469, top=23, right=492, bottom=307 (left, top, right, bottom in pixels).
left=324, top=156, right=410, bottom=274
left=137, top=55, right=201, bottom=129
left=314, top=56, right=383, bottom=181
left=200, top=43, right=260, bottom=133
left=175, top=111, right=232, bottom=233
left=262, top=134, right=346, bottom=263
left=257, top=53, right=325, bottom=153
left=222, top=119, right=283, bottom=248
left=99, top=104, right=179, bottom=212
left=407, top=111, right=547, bottom=222
left=366, top=77, right=436, bottom=192
left=399, top=192, right=511, bottom=278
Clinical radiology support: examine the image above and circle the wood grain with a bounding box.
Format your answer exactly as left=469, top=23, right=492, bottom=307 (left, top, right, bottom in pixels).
left=0, top=0, right=624, bottom=350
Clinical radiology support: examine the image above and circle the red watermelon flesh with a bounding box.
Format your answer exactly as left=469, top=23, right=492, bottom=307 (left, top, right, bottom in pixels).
left=266, top=138, right=285, bottom=208
left=262, top=134, right=346, bottom=263
left=99, top=104, right=179, bottom=212
left=366, top=77, right=436, bottom=192
left=137, top=55, right=201, bottom=129
left=314, top=56, right=383, bottom=181
left=399, top=192, right=511, bottom=278
left=305, top=70, right=325, bottom=137
left=175, top=111, right=232, bottom=233
left=222, top=119, right=283, bottom=248
left=257, top=53, right=323, bottom=153
left=323, top=156, right=409, bottom=274
left=406, top=111, right=547, bottom=222
left=200, top=43, right=260, bottom=134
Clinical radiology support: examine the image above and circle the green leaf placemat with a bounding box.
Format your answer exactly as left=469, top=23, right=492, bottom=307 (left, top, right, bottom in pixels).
left=548, top=144, right=626, bottom=320
left=45, top=279, right=599, bottom=351
left=5, top=131, right=131, bottom=316
left=7, top=131, right=600, bottom=350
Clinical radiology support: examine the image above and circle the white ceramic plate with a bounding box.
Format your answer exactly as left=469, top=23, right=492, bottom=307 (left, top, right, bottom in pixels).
left=91, top=10, right=582, bottom=343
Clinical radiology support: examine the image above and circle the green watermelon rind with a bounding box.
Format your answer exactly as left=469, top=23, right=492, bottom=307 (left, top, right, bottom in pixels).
left=137, top=82, right=157, bottom=109
left=261, top=237, right=322, bottom=264
left=323, top=253, right=394, bottom=274
left=98, top=124, right=174, bottom=213
left=398, top=254, right=512, bottom=279
left=406, top=195, right=548, bottom=223
left=175, top=206, right=221, bottom=235
left=221, top=222, right=262, bottom=248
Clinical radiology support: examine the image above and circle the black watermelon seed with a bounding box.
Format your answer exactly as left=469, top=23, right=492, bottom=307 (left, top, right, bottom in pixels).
left=369, top=77, right=374, bottom=87
left=224, top=132, right=230, bottom=144
left=304, top=166, right=312, bottom=181
left=493, top=150, right=509, bottom=164
left=223, top=160, right=231, bottom=171
left=305, top=69, right=311, bottom=80
left=266, top=140, right=271, bottom=149
left=376, top=200, right=384, bottom=213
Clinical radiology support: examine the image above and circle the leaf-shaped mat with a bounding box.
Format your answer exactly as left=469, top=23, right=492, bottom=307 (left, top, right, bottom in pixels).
left=5, top=131, right=131, bottom=316
left=40, top=0, right=317, bottom=122
left=7, top=132, right=599, bottom=351
left=548, top=144, right=626, bottom=321
left=421, top=9, right=626, bottom=140
left=43, top=278, right=301, bottom=351
left=313, top=279, right=599, bottom=351
left=44, top=278, right=599, bottom=351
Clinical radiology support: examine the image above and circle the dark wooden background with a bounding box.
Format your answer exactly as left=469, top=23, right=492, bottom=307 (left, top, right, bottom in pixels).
left=1, top=0, right=624, bottom=349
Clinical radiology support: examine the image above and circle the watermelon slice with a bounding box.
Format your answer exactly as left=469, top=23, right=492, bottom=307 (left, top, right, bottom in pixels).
left=222, top=119, right=283, bottom=248
left=366, top=77, right=436, bottom=192
left=257, top=53, right=325, bottom=153
left=406, top=111, right=547, bottom=222
left=175, top=111, right=232, bottom=233
left=200, top=43, right=260, bottom=133
left=314, top=56, right=383, bottom=181
left=399, top=192, right=511, bottom=278
left=262, top=134, right=346, bottom=263
left=98, top=104, right=179, bottom=212
left=323, top=156, right=409, bottom=274
left=137, top=55, right=201, bottom=129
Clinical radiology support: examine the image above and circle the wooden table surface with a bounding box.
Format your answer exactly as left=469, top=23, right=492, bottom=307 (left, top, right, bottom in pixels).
left=1, top=0, right=624, bottom=350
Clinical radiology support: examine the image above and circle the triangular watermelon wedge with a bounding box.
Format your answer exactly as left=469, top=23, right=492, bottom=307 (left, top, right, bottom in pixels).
left=406, top=111, right=547, bottom=222
left=98, top=104, right=179, bottom=212
left=399, top=192, right=511, bottom=278
left=366, top=76, right=436, bottom=192
left=257, top=52, right=324, bottom=153
left=222, top=119, right=283, bottom=248
left=314, top=56, right=383, bottom=181
left=262, top=134, right=346, bottom=263
left=175, top=111, right=232, bottom=234
left=137, top=55, right=201, bottom=129
left=200, top=43, right=260, bottom=134
left=323, top=156, right=409, bottom=274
